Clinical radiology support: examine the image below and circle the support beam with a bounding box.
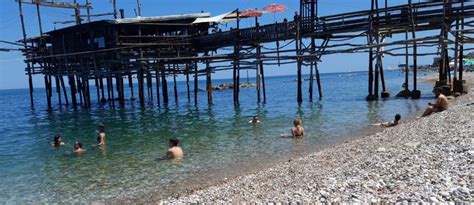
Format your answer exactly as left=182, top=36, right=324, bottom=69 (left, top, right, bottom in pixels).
left=206, top=59, right=213, bottom=105
left=194, top=61, right=198, bottom=104
left=128, top=74, right=135, bottom=101
left=161, top=65, right=169, bottom=105
left=173, top=65, right=178, bottom=103
left=155, top=67, right=161, bottom=106
left=186, top=64, right=191, bottom=101
left=60, top=76, right=69, bottom=105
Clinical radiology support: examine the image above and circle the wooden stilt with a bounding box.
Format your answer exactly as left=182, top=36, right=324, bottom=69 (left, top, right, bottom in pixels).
left=60, top=76, right=69, bottom=105
left=173, top=65, right=178, bottom=103
left=256, top=45, right=262, bottom=103
left=99, top=77, right=105, bottom=102
left=138, top=70, right=145, bottom=106
left=315, top=62, right=323, bottom=98
left=295, top=17, right=303, bottom=104
left=109, top=75, right=115, bottom=107
left=155, top=67, right=161, bottom=106
left=44, top=75, right=52, bottom=109
left=186, top=64, right=191, bottom=101
left=128, top=74, right=135, bottom=101
left=260, top=60, right=266, bottom=103
left=408, top=0, right=420, bottom=98
left=27, top=69, right=34, bottom=107
left=194, top=62, right=198, bottom=104
left=147, top=70, right=153, bottom=103
left=206, top=59, right=212, bottom=105
left=161, top=65, right=169, bottom=105
left=106, top=75, right=111, bottom=101
left=69, top=75, right=77, bottom=109
left=405, top=30, right=409, bottom=91
left=94, top=76, right=100, bottom=103
left=55, top=75, right=62, bottom=105
left=76, top=76, right=83, bottom=106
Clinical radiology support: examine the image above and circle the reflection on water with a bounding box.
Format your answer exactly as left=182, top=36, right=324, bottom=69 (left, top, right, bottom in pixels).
left=0, top=71, right=435, bottom=202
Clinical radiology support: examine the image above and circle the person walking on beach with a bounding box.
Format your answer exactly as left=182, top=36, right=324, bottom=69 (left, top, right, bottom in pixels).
left=97, top=124, right=106, bottom=146
left=422, top=88, right=448, bottom=117
left=73, top=141, right=86, bottom=154
left=166, top=138, right=184, bottom=159
left=372, top=114, right=401, bottom=127
left=291, top=118, right=305, bottom=138
left=52, top=134, right=65, bottom=147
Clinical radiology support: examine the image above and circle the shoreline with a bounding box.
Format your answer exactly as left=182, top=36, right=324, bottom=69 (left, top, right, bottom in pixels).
left=161, top=73, right=473, bottom=203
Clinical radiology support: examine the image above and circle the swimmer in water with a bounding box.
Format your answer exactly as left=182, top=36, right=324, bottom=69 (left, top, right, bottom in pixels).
left=372, top=114, right=401, bottom=127
left=249, top=116, right=261, bottom=124
left=52, top=134, right=65, bottom=147
left=97, top=123, right=106, bottom=146
left=281, top=118, right=305, bottom=138
left=166, top=138, right=184, bottom=159
left=73, top=141, right=86, bottom=154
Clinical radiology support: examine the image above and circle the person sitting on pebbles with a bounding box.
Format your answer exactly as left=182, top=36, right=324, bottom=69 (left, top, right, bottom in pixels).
left=422, top=87, right=448, bottom=117
left=372, top=114, right=401, bottom=127
left=166, top=138, right=184, bottom=159
left=281, top=118, right=305, bottom=138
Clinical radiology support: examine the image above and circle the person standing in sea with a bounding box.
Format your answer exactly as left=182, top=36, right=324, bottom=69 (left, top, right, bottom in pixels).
left=166, top=138, right=184, bottom=159
left=97, top=124, right=106, bottom=146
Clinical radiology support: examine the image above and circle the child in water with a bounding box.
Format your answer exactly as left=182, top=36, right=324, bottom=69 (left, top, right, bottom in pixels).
left=281, top=118, right=305, bottom=138
left=52, top=135, right=65, bottom=147
left=97, top=124, right=106, bottom=146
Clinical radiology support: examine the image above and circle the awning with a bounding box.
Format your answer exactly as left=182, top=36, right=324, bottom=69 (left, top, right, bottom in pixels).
left=192, top=10, right=238, bottom=24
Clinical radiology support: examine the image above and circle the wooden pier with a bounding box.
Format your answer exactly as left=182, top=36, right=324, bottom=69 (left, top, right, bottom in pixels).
left=14, top=0, right=474, bottom=109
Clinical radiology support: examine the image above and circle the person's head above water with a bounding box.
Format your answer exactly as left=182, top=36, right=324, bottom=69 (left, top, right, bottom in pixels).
left=433, top=87, right=443, bottom=97
left=293, top=118, right=302, bottom=127
left=53, top=135, right=62, bottom=147
left=97, top=123, right=105, bottom=132
left=169, top=138, right=179, bottom=147
left=394, top=114, right=401, bottom=122
left=74, top=141, right=83, bottom=150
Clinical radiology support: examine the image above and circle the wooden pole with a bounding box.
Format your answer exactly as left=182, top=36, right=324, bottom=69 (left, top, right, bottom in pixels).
left=255, top=18, right=262, bottom=103
left=147, top=70, right=153, bottom=103
left=161, top=65, right=169, bottom=105
left=206, top=59, right=212, bottom=105
left=60, top=76, right=69, bottom=105
left=408, top=0, right=420, bottom=98
left=99, top=77, right=105, bottom=102
left=128, top=74, right=135, bottom=100
left=155, top=67, right=161, bottom=106
left=309, top=38, right=315, bottom=101
left=69, top=75, right=77, bottom=109
left=186, top=64, right=191, bottom=101
left=55, top=75, right=62, bottom=105
left=138, top=70, right=145, bottom=106
left=459, top=0, right=464, bottom=87
left=296, top=19, right=303, bottom=104
left=77, top=75, right=83, bottom=106
left=113, top=0, right=118, bottom=19
left=109, top=75, right=115, bottom=107
left=18, top=0, right=34, bottom=107
left=173, top=65, right=178, bottom=103
left=44, top=75, right=52, bottom=109
left=405, top=30, right=409, bottom=91
left=85, top=0, right=91, bottom=22
left=260, top=59, right=266, bottom=103
left=194, top=61, right=198, bottom=104
left=95, top=76, right=100, bottom=103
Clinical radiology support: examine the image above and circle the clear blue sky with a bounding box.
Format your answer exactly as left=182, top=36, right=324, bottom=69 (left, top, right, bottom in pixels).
left=0, top=0, right=459, bottom=89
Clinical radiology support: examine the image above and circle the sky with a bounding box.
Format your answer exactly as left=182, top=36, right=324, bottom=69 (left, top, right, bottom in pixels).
left=0, top=0, right=468, bottom=89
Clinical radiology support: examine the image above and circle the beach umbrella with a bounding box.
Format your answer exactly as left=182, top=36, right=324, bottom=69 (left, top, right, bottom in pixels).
left=263, top=4, right=287, bottom=22
left=263, top=4, right=287, bottom=13
left=240, top=9, right=263, bottom=18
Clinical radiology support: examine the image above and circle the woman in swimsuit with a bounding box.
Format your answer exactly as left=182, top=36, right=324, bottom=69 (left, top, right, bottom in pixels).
left=291, top=118, right=305, bottom=138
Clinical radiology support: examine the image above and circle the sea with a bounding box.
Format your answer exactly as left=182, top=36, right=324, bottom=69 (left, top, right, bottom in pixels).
left=0, top=70, right=435, bottom=203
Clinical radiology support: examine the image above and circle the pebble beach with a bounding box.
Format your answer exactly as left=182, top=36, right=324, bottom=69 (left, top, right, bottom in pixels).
left=163, top=74, right=473, bottom=203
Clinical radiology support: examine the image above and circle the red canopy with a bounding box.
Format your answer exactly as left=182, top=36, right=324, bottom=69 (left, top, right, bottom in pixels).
left=263, top=4, right=287, bottom=13
left=240, top=9, right=263, bottom=17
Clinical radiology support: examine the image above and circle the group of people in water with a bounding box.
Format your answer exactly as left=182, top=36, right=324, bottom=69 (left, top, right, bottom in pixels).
left=52, top=87, right=449, bottom=160
left=52, top=123, right=184, bottom=159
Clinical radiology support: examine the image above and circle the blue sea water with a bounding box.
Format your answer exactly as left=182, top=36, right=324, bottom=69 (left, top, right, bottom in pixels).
left=0, top=70, right=435, bottom=202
